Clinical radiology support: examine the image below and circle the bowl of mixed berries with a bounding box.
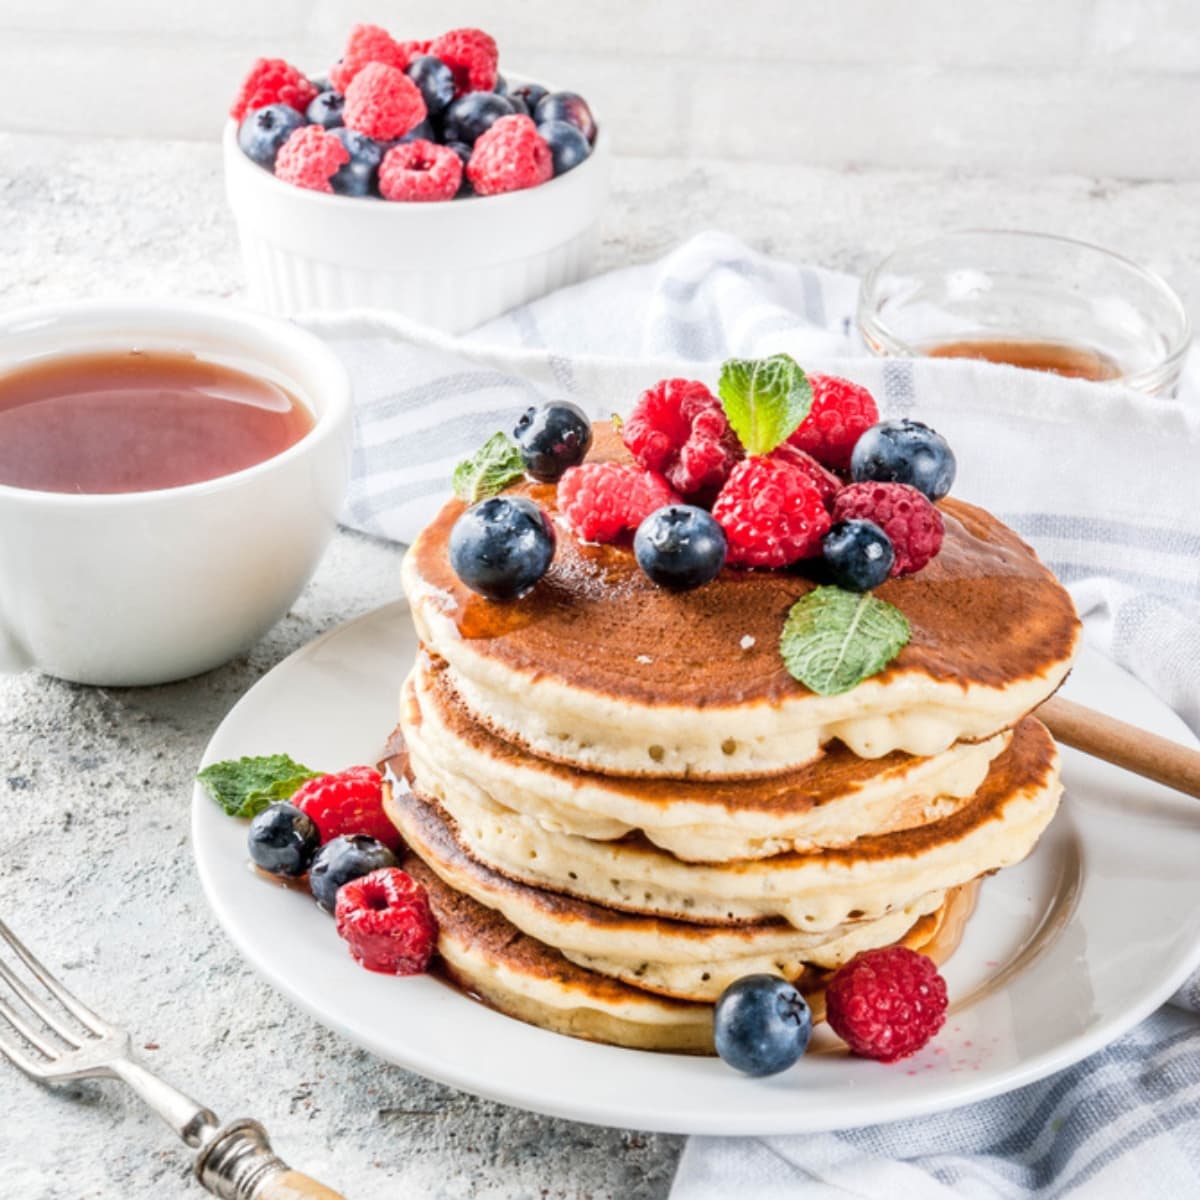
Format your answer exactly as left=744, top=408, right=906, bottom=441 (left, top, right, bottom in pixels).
left=224, top=23, right=609, bottom=332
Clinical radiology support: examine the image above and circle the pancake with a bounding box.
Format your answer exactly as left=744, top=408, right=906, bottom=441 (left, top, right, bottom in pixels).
left=403, top=655, right=1008, bottom=862
left=409, top=852, right=979, bottom=1053
left=383, top=748, right=949, bottom=1001
left=403, top=423, right=1081, bottom=778
left=393, top=715, right=1060, bottom=931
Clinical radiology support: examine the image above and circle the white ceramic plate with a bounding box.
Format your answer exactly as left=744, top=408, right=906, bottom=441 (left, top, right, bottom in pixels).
left=192, top=602, right=1200, bottom=1135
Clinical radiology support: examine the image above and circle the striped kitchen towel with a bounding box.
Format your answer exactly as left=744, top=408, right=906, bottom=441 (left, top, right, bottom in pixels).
left=298, top=230, right=1200, bottom=1197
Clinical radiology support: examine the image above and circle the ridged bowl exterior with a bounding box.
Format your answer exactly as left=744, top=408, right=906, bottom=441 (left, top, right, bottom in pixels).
left=223, top=120, right=610, bottom=332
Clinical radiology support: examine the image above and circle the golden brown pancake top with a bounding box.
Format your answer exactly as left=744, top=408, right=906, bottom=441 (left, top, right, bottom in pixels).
left=409, top=425, right=1081, bottom=707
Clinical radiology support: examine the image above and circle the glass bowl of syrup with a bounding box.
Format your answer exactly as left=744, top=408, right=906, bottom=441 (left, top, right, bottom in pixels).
left=857, top=230, right=1191, bottom=396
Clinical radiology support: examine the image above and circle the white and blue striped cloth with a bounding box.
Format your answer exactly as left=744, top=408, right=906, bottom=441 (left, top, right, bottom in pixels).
left=300, top=231, right=1200, bottom=1198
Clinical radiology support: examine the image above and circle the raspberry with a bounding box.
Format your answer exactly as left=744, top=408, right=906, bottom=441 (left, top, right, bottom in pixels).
left=467, top=115, right=553, bottom=196
left=344, top=62, right=427, bottom=141
left=429, top=27, right=499, bottom=95
left=335, top=868, right=437, bottom=975
left=832, top=482, right=944, bottom=575
left=273, top=126, right=350, bottom=193
left=622, top=379, right=742, bottom=498
left=291, top=766, right=401, bottom=850
left=825, top=946, right=948, bottom=1062
left=230, top=58, right=317, bottom=122
left=711, top=453, right=832, bottom=567
left=329, top=24, right=428, bottom=93
left=788, top=375, right=880, bottom=471
left=772, top=443, right=840, bottom=509
left=557, top=462, right=679, bottom=543
left=379, top=140, right=463, bottom=202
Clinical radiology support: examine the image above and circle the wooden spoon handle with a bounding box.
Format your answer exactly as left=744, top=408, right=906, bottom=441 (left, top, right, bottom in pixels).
left=1037, top=694, right=1200, bottom=800
left=256, top=1170, right=347, bottom=1200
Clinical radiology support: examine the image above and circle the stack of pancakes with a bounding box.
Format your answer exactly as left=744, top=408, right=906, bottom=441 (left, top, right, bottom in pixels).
left=383, top=426, right=1081, bottom=1054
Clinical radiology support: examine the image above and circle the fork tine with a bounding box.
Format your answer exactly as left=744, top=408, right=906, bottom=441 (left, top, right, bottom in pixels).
left=0, top=957, right=85, bottom=1049
left=0, top=993, right=59, bottom=1062
left=0, top=918, right=109, bottom=1034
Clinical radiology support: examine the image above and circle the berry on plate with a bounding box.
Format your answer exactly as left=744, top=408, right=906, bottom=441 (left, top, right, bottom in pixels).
left=292, top=765, right=399, bottom=848
left=622, top=378, right=742, bottom=498
left=305, top=89, right=345, bottom=129
left=441, top=91, right=516, bottom=145
left=449, top=496, right=556, bottom=600
left=825, top=947, right=948, bottom=1062
left=833, top=482, right=944, bottom=576
left=246, top=802, right=320, bottom=878
left=772, top=443, right=840, bottom=508
left=513, top=402, right=593, bottom=482
left=714, top=975, right=813, bottom=1076
left=634, top=505, right=727, bottom=592
left=405, top=54, right=457, bottom=117
left=711, top=453, right=832, bottom=567
left=379, top=139, right=463, bottom=202
left=557, top=461, right=680, bottom=543
left=538, top=119, right=591, bottom=176
left=329, top=127, right=384, bottom=196
left=230, top=58, right=317, bottom=122
left=335, top=867, right=437, bottom=975
left=821, top=518, right=895, bottom=592
left=466, top=115, right=553, bottom=196
left=273, top=125, right=350, bottom=193
left=850, top=418, right=957, bottom=501
left=509, top=82, right=548, bottom=114
left=787, top=374, right=880, bottom=471
left=343, top=61, right=427, bottom=142
left=534, top=91, right=597, bottom=143
left=309, top=834, right=398, bottom=914
left=429, top=27, right=499, bottom=96
left=329, top=24, right=427, bottom=93
left=237, top=103, right=305, bottom=169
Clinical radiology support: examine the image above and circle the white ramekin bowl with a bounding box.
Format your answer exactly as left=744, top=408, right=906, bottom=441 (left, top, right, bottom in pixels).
left=223, top=111, right=611, bottom=333
left=0, top=300, right=352, bottom=686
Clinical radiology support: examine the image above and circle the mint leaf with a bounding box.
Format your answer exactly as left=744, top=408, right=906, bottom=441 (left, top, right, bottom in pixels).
left=197, top=754, right=321, bottom=819
left=453, top=432, right=525, bottom=503
left=779, top=586, right=910, bottom=696
left=718, top=354, right=813, bottom=455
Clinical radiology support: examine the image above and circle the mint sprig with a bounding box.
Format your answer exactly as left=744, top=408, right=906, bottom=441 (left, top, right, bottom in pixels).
left=780, top=586, right=910, bottom=696
left=453, top=432, right=525, bottom=503
left=718, top=354, right=812, bottom=455
left=197, top=754, right=321, bottom=819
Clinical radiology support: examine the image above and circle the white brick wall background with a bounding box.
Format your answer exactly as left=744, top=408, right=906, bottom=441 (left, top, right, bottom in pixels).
left=1, top=0, right=1198, bottom=177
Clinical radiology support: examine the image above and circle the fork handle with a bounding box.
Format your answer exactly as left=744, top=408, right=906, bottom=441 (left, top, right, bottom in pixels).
left=256, top=1171, right=346, bottom=1200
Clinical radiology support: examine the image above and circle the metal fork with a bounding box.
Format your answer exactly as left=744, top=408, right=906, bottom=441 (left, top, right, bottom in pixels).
left=0, top=917, right=344, bottom=1200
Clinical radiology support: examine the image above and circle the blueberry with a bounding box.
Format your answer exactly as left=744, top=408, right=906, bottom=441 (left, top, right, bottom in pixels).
left=306, top=90, right=345, bottom=129
left=533, top=91, right=596, bottom=142
left=405, top=55, right=456, bottom=117
left=634, top=506, right=727, bottom=592
left=513, top=402, right=593, bottom=482
left=714, top=975, right=813, bottom=1077
left=850, top=419, right=956, bottom=501
left=442, top=91, right=515, bottom=145
left=538, top=120, right=591, bottom=176
left=396, top=117, right=438, bottom=144
left=510, top=83, right=548, bottom=114
left=444, top=140, right=475, bottom=195
left=329, top=127, right=384, bottom=197
left=449, top=497, right=556, bottom=601
left=822, top=519, right=895, bottom=592
left=309, top=835, right=397, bottom=914
left=247, top=802, right=320, bottom=878
left=238, top=104, right=305, bottom=169
left=494, top=73, right=509, bottom=97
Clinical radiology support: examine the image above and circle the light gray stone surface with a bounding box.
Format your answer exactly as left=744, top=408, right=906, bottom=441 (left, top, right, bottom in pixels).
left=1, top=131, right=1199, bottom=1199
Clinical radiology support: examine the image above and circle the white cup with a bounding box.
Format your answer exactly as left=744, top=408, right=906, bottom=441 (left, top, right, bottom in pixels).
left=0, top=300, right=352, bottom=686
